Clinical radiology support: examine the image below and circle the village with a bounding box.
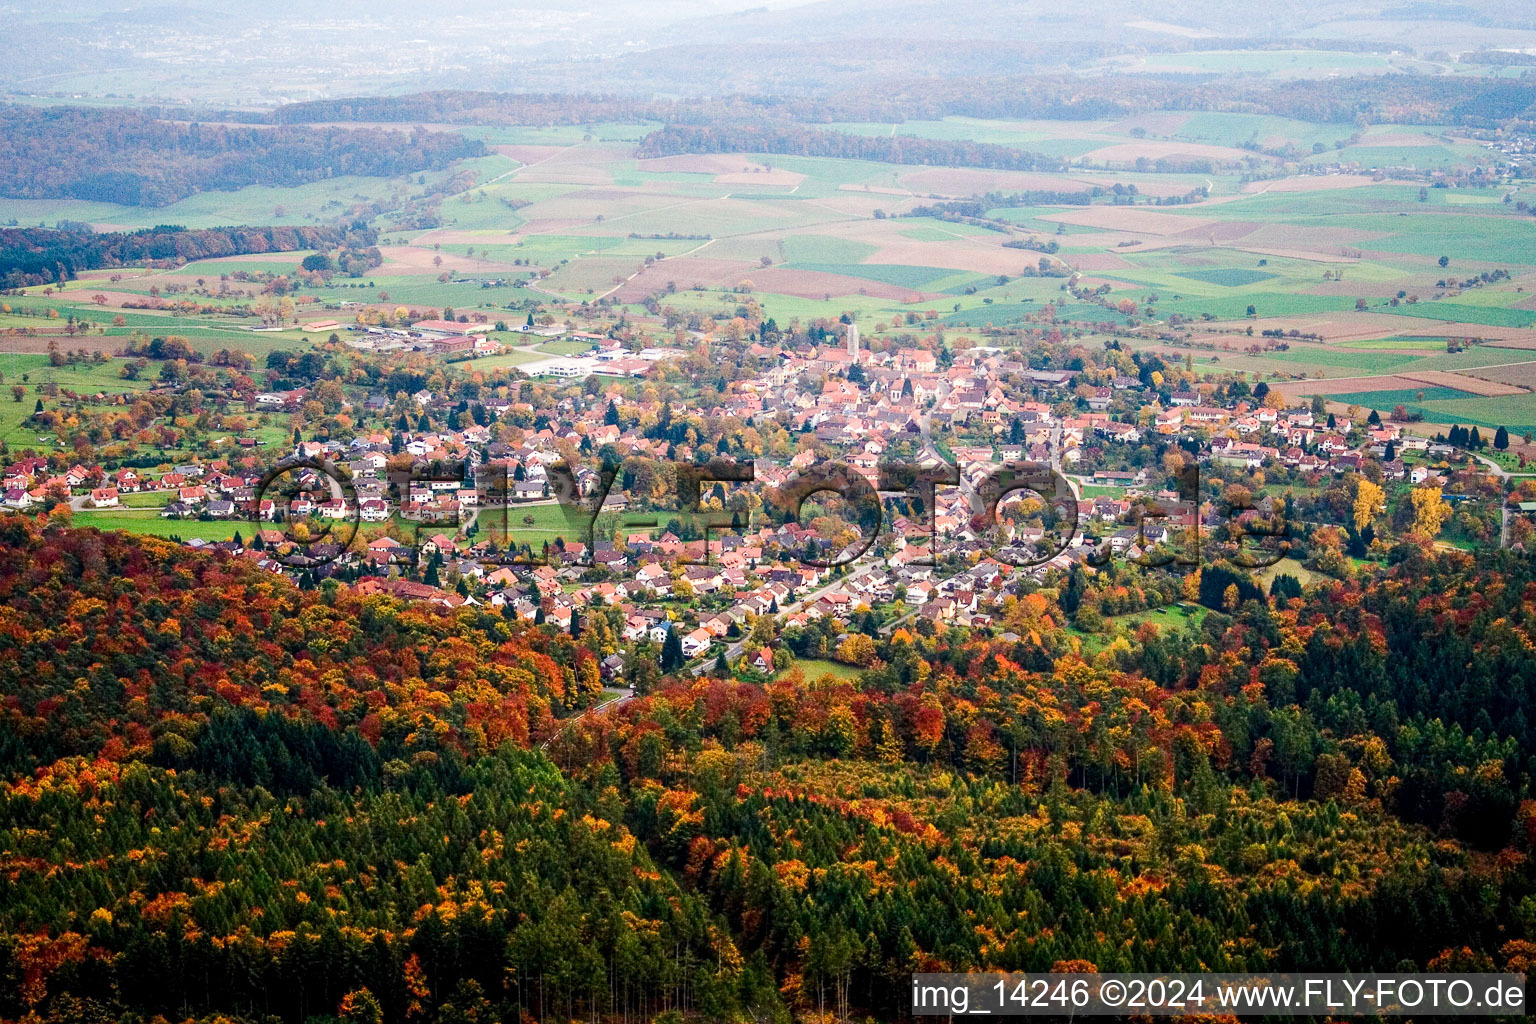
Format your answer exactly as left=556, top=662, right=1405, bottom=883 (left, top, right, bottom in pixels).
left=2, top=311, right=1510, bottom=682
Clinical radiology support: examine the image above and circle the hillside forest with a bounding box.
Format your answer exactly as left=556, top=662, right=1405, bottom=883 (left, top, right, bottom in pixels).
left=1, top=517, right=1534, bottom=1023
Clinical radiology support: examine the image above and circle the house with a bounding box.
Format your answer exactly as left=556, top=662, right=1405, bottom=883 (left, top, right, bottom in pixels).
left=681, top=628, right=713, bottom=658
left=1095, top=421, right=1142, bottom=444
left=89, top=487, right=119, bottom=508
left=896, top=348, right=938, bottom=373
left=3, top=488, right=32, bottom=509
left=318, top=499, right=351, bottom=520
left=750, top=647, right=775, bottom=673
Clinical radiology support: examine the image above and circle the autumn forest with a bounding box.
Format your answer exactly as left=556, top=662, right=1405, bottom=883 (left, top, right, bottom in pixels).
left=0, top=515, right=1533, bottom=1023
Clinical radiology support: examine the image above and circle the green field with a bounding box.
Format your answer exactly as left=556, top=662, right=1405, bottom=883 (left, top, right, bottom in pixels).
left=788, top=262, right=963, bottom=290
left=1382, top=303, right=1536, bottom=328
left=1260, top=347, right=1423, bottom=372
left=4, top=106, right=1532, bottom=390
left=1171, top=112, right=1357, bottom=151
left=1344, top=336, right=1460, bottom=350
left=776, top=657, right=864, bottom=682
left=1174, top=268, right=1278, bottom=287
left=1320, top=388, right=1536, bottom=432
left=66, top=510, right=248, bottom=542
left=529, top=338, right=591, bottom=355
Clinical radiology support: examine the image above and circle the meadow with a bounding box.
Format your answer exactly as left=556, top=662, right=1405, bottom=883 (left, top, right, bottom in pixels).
left=2, top=105, right=1532, bottom=455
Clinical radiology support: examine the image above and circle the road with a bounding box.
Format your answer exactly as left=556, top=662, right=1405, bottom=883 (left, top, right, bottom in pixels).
left=539, top=686, right=634, bottom=750
left=691, top=560, right=884, bottom=674
left=1467, top=451, right=1536, bottom=549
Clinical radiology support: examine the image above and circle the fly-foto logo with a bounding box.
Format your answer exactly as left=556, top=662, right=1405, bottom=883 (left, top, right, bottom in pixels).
left=250, top=452, right=1290, bottom=572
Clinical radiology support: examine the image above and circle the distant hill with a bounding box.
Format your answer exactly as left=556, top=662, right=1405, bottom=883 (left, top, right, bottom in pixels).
left=0, top=104, right=485, bottom=207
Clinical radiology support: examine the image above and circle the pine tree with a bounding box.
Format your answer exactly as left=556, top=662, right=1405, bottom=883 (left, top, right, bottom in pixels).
left=660, top=625, right=684, bottom=672
left=1495, top=426, right=1509, bottom=450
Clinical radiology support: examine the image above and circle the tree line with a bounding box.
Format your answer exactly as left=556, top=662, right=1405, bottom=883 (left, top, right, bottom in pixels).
left=635, top=124, right=1068, bottom=172
left=0, top=104, right=486, bottom=207
left=153, top=74, right=1536, bottom=132
left=0, top=223, right=372, bottom=287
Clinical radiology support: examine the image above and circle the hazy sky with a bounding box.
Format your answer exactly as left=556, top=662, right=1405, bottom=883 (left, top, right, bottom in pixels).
left=3, top=0, right=1532, bottom=102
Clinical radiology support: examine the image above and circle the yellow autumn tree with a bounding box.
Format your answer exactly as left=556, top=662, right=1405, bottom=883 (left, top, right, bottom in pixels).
left=1410, top=486, right=1451, bottom=536
left=835, top=633, right=877, bottom=667
left=1353, top=478, right=1384, bottom=532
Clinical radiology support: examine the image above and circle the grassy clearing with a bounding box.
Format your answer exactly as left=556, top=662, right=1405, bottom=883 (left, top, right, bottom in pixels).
left=776, top=657, right=863, bottom=682
left=1252, top=557, right=1322, bottom=591
left=1073, top=602, right=1210, bottom=655
left=115, top=491, right=173, bottom=509
left=470, top=349, right=566, bottom=371
left=536, top=338, right=596, bottom=356
left=66, top=510, right=248, bottom=541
